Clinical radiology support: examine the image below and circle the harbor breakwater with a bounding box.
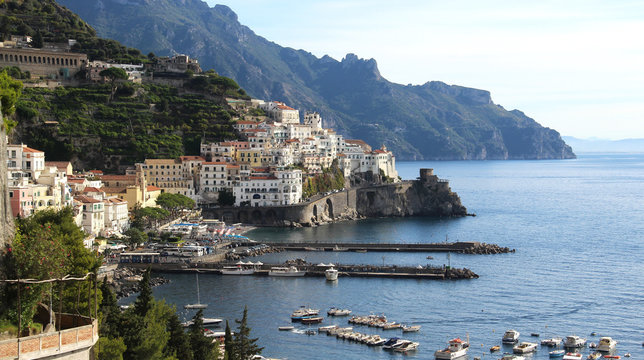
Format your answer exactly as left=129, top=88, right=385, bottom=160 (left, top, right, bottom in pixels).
left=202, top=168, right=468, bottom=227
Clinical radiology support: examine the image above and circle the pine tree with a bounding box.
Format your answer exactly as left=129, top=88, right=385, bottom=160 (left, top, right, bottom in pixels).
left=133, top=268, right=152, bottom=317
left=32, top=30, right=43, bottom=48
left=98, top=278, right=121, bottom=339
left=224, top=320, right=233, bottom=360
left=188, top=309, right=216, bottom=360
left=164, top=312, right=193, bottom=360
left=233, top=306, right=263, bottom=360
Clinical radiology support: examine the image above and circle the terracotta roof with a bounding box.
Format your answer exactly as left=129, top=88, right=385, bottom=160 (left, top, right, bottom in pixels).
left=74, top=195, right=102, bottom=204
left=284, top=139, right=300, bottom=143
left=276, top=104, right=295, bottom=111
left=345, top=139, right=367, bottom=145
left=106, top=197, right=126, bottom=204
left=83, top=187, right=102, bottom=193
left=45, top=161, right=71, bottom=168
left=21, top=146, right=44, bottom=153
left=100, top=187, right=127, bottom=194
left=180, top=156, right=205, bottom=161
left=373, top=149, right=387, bottom=154
left=89, top=170, right=103, bottom=174
left=226, top=164, right=240, bottom=168
left=337, top=153, right=346, bottom=157
left=146, top=185, right=162, bottom=192
left=68, top=179, right=85, bottom=184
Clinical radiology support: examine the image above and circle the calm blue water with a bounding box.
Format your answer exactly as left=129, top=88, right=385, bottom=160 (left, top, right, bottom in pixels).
left=121, top=154, right=644, bottom=360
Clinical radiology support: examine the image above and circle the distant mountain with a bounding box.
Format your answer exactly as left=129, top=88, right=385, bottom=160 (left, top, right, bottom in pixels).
left=58, top=0, right=575, bottom=160
left=563, top=136, right=644, bottom=153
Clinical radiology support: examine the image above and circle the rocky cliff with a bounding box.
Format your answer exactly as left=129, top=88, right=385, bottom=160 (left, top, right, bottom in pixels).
left=59, top=0, right=576, bottom=161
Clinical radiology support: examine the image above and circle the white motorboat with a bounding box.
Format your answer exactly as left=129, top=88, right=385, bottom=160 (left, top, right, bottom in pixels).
left=563, top=353, right=583, bottom=360
left=394, top=340, right=420, bottom=353
left=596, top=337, right=617, bottom=352
left=325, top=267, right=338, bottom=281
left=503, top=329, right=521, bottom=344
left=327, top=307, right=351, bottom=316
left=278, top=326, right=294, bottom=331
left=542, top=337, right=563, bottom=347
left=291, top=306, right=319, bottom=321
left=502, top=355, right=526, bottom=360
left=182, top=317, right=223, bottom=327
left=513, top=342, right=538, bottom=354
left=318, top=325, right=338, bottom=333
left=564, top=336, right=587, bottom=348
left=268, top=266, right=305, bottom=277
left=402, top=325, right=421, bottom=332
left=435, top=338, right=470, bottom=359
left=383, top=338, right=406, bottom=350
left=221, top=265, right=255, bottom=275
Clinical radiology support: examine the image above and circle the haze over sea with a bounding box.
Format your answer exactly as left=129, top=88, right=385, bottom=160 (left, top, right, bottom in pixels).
left=122, top=154, right=644, bottom=359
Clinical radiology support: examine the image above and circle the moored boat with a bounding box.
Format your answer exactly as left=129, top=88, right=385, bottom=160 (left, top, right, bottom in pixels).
left=325, top=267, right=339, bottom=281
left=402, top=325, right=421, bottom=332
left=327, top=307, right=351, bottom=316
left=503, top=329, right=521, bottom=344
left=490, top=345, right=501, bottom=352
left=542, top=338, right=563, bottom=347
left=564, top=336, right=587, bottom=348
left=563, top=352, right=583, bottom=360
left=318, top=325, right=338, bottom=333
left=268, top=266, right=305, bottom=277
left=290, top=306, right=319, bottom=321
left=435, top=338, right=469, bottom=359
left=588, top=352, right=602, bottom=360
left=278, top=326, right=294, bottom=331
left=182, top=317, right=223, bottom=327
left=513, top=342, right=538, bottom=354
left=301, top=316, right=324, bottom=324
left=502, top=355, right=526, bottom=360
left=550, top=350, right=566, bottom=358
left=221, top=264, right=255, bottom=275
left=394, top=340, right=420, bottom=353
left=382, top=337, right=401, bottom=350
left=383, top=322, right=402, bottom=330
left=596, top=337, right=617, bottom=352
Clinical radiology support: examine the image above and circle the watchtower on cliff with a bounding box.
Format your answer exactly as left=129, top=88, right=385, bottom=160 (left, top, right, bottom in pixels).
left=420, top=168, right=438, bottom=184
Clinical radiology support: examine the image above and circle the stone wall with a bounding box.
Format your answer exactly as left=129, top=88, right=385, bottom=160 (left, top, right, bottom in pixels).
left=202, top=169, right=467, bottom=227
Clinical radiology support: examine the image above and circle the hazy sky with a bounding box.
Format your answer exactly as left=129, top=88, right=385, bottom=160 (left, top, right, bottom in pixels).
left=205, top=0, right=644, bottom=139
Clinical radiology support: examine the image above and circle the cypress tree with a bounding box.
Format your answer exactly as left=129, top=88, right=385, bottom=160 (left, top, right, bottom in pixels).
left=224, top=320, right=233, bottom=359
left=98, top=278, right=121, bottom=339
left=165, top=312, right=193, bottom=360
left=233, top=306, right=263, bottom=360
left=133, top=267, right=152, bottom=317
left=188, top=309, right=216, bottom=360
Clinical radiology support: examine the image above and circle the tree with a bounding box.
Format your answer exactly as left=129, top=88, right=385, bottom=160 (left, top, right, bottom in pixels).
left=99, top=278, right=122, bottom=339
left=218, top=189, right=235, bottom=206
left=124, top=228, right=147, bottom=250
left=164, top=312, right=193, bottom=360
left=0, top=69, right=23, bottom=131
left=156, top=193, right=195, bottom=218
left=224, top=320, right=233, bottom=360
left=99, top=67, right=127, bottom=102
left=188, top=309, right=217, bottom=360
left=32, top=30, right=43, bottom=48
left=232, top=306, right=263, bottom=360
left=132, top=268, right=152, bottom=317
left=132, top=300, right=173, bottom=360
left=97, top=337, right=126, bottom=360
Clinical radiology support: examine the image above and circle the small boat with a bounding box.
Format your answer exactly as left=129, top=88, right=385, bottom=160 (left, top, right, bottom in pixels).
left=318, top=325, right=338, bottom=333
left=332, top=245, right=348, bottom=251
left=355, top=249, right=367, bottom=253
left=513, top=342, right=538, bottom=354
left=426, top=255, right=434, bottom=259
left=327, top=307, right=351, bottom=316
left=490, top=345, right=501, bottom=352
left=624, top=353, right=631, bottom=358
left=402, top=325, right=421, bottom=332
left=221, top=265, right=255, bottom=275
left=602, top=356, right=620, bottom=360
left=382, top=337, right=401, bottom=350
left=550, top=350, right=566, bottom=358
left=590, top=343, right=597, bottom=349
left=502, top=355, right=526, bottom=360
left=394, top=340, right=420, bottom=353
left=278, top=326, right=294, bottom=331
left=503, top=329, right=521, bottom=344
left=435, top=338, right=469, bottom=359
left=383, top=322, right=402, bottom=330
left=366, top=335, right=386, bottom=346
left=291, top=306, right=320, bottom=321
left=305, top=329, right=317, bottom=335
left=588, top=352, right=602, bottom=360
left=596, top=337, right=617, bottom=352
left=325, top=267, right=339, bottom=281
left=300, top=316, right=323, bottom=324
left=542, top=338, right=563, bottom=347
left=304, top=247, right=324, bottom=251
left=563, top=353, right=584, bottom=360
left=269, top=266, right=305, bottom=277
left=532, top=333, right=540, bottom=337
left=564, top=336, right=587, bottom=348
left=591, top=332, right=598, bottom=336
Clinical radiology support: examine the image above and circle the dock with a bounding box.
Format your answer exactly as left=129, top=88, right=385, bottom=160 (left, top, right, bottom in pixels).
left=241, top=241, right=513, bottom=254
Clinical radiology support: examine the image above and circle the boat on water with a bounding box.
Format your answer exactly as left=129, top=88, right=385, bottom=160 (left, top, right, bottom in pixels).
left=305, top=329, right=317, bottom=335
left=435, top=338, right=470, bottom=359
left=503, top=329, right=521, bottom=344
left=596, top=337, right=617, bottom=352
left=394, top=340, right=420, bottom=353
left=182, top=318, right=223, bottom=327
left=332, top=245, right=348, bottom=251
left=490, top=345, right=501, bottom=352
left=184, top=272, right=208, bottom=309
left=366, top=335, right=386, bottom=346
left=304, top=247, right=324, bottom=251
left=301, top=316, right=324, bottom=324
left=383, top=337, right=405, bottom=350
left=278, top=326, right=294, bottom=331
left=502, top=355, right=526, bottom=360
left=327, top=307, right=351, bottom=316
left=291, top=306, right=319, bottom=321
left=588, top=352, right=603, bottom=360
left=513, top=342, right=538, bottom=354
left=325, top=267, right=338, bottom=281
left=589, top=343, right=597, bottom=349
left=355, top=249, right=367, bottom=253
left=269, top=266, right=305, bottom=277
left=603, top=356, right=621, bottom=359
left=542, top=337, right=563, bottom=347
left=402, top=325, right=421, bottom=332
left=550, top=350, right=566, bottom=358
left=221, top=261, right=259, bottom=275
left=426, top=255, right=434, bottom=259
left=532, top=333, right=541, bottom=337
left=564, top=336, right=587, bottom=348
left=318, top=325, right=338, bottom=333
left=563, top=352, right=583, bottom=360
left=383, top=322, right=402, bottom=330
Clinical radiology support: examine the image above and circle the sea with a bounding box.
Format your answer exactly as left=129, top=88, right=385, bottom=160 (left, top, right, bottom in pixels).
left=120, top=153, right=644, bottom=360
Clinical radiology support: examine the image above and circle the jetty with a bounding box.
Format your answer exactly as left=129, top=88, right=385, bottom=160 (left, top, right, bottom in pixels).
left=239, top=241, right=513, bottom=254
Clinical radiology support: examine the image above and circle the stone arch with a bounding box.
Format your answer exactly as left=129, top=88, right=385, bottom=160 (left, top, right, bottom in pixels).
left=251, top=210, right=263, bottom=224
left=238, top=211, right=248, bottom=223
left=326, top=198, right=334, bottom=219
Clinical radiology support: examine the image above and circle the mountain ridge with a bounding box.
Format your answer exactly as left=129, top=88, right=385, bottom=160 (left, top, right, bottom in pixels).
left=58, top=0, right=575, bottom=160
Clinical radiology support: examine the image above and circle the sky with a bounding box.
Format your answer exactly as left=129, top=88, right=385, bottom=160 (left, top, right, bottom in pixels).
left=205, top=0, right=644, bottom=140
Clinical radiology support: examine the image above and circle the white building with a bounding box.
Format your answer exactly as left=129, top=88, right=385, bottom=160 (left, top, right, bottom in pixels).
left=75, top=195, right=105, bottom=236
left=104, top=197, right=129, bottom=236
left=233, top=169, right=302, bottom=207
left=260, top=101, right=300, bottom=124
left=7, top=144, right=46, bottom=182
